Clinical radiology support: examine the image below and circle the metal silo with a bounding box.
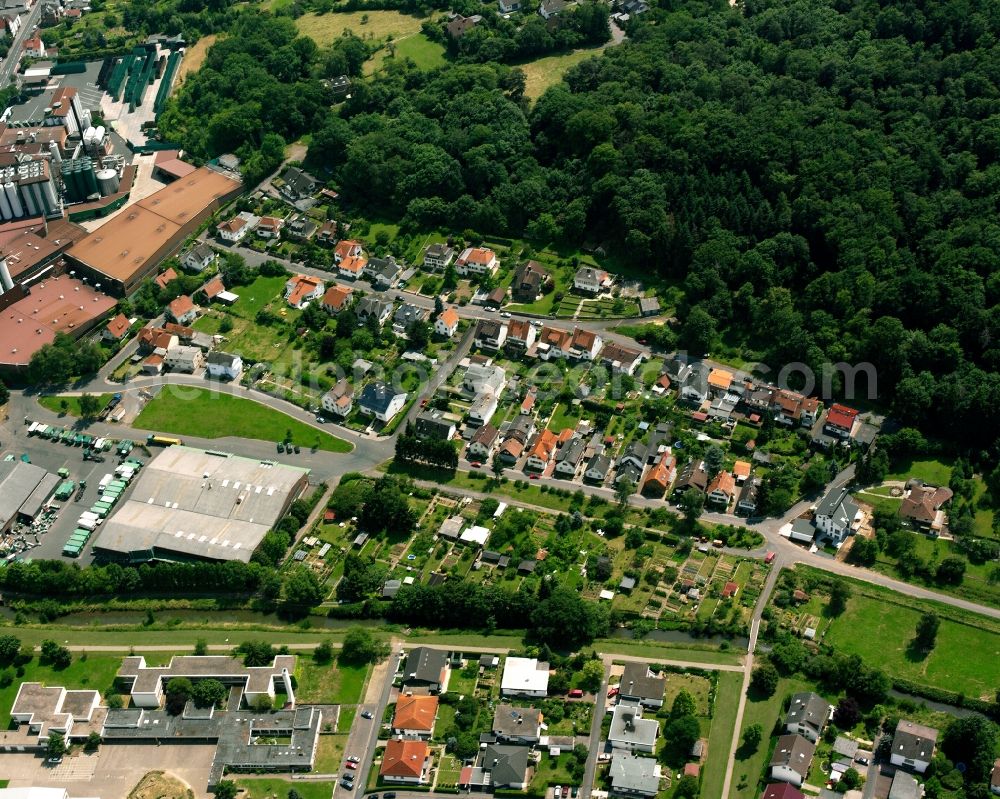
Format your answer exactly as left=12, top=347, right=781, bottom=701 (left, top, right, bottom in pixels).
left=96, top=168, right=120, bottom=197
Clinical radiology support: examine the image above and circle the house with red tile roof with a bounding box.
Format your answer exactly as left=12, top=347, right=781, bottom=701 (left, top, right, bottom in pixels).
left=525, top=429, right=558, bottom=471
left=321, top=284, right=353, bottom=314
left=380, top=739, right=430, bottom=783
left=569, top=327, right=602, bottom=360
left=200, top=275, right=226, bottom=302
left=823, top=403, right=859, bottom=438
left=167, top=295, right=197, bottom=325
left=391, top=695, right=438, bottom=738
left=333, top=239, right=363, bottom=264
left=435, top=307, right=460, bottom=338
left=706, top=471, right=736, bottom=508
left=154, top=267, right=178, bottom=290
left=641, top=453, right=676, bottom=498
left=284, top=275, right=324, bottom=309
left=338, top=254, right=367, bottom=279
left=455, top=246, right=497, bottom=276
left=103, top=313, right=130, bottom=342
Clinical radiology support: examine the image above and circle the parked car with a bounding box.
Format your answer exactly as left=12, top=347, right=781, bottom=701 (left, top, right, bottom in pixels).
left=277, top=442, right=285, bottom=452
left=607, top=686, right=619, bottom=698
left=553, top=788, right=562, bottom=799
left=361, top=710, right=374, bottom=719
left=340, top=780, right=354, bottom=790
left=293, top=444, right=301, bottom=453
left=348, top=756, right=361, bottom=763
left=765, top=551, right=776, bottom=563
left=346, top=762, right=358, bottom=770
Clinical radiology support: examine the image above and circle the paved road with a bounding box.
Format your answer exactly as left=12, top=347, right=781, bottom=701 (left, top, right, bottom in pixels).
left=580, top=658, right=611, bottom=799
left=0, top=1, right=42, bottom=89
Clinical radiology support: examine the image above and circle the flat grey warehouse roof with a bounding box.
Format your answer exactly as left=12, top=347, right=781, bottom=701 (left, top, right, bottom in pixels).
left=92, top=446, right=309, bottom=563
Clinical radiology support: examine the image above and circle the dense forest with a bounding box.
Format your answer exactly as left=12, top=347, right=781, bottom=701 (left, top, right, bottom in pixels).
left=159, top=0, right=1000, bottom=453
left=304, top=0, right=1000, bottom=451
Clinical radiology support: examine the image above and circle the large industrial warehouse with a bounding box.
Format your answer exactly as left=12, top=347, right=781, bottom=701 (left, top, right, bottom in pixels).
left=66, top=166, right=241, bottom=295
left=91, top=446, right=309, bottom=563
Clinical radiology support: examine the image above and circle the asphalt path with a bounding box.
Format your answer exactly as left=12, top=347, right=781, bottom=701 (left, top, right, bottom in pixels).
left=0, top=2, right=43, bottom=89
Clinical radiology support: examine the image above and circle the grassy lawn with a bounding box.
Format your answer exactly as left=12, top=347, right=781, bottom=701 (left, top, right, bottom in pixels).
left=38, top=393, right=112, bottom=417
left=529, top=751, right=576, bottom=792
left=296, top=660, right=371, bottom=704
left=133, top=387, right=352, bottom=453
left=228, top=275, right=289, bottom=320
left=296, top=9, right=429, bottom=47
left=729, top=676, right=813, bottom=799
left=703, top=671, right=742, bottom=799
left=315, top=733, right=346, bottom=772
left=448, top=662, right=479, bottom=696
left=520, top=45, right=613, bottom=100
left=0, top=654, right=128, bottom=725
left=823, top=591, right=1000, bottom=699
left=662, top=673, right=712, bottom=715
left=367, top=33, right=446, bottom=73
left=885, top=458, right=953, bottom=485
left=236, top=778, right=335, bottom=799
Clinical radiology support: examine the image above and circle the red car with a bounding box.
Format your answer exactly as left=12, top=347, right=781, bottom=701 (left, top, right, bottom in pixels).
left=345, top=762, right=358, bottom=770
left=764, top=551, right=776, bottom=564
left=529, top=473, right=539, bottom=479
left=470, top=461, right=482, bottom=468
left=607, top=686, right=619, bottom=698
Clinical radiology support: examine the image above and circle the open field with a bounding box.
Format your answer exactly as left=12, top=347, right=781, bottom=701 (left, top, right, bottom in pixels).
left=38, top=393, right=113, bottom=417
left=176, top=35, right=218, bottom=83
left=134, top=387, right=352, bottom=453
left=296, top=10, right=429, bottom=47
left=365, top=33, right=447, bottom=74
left=295, top=660, right=371, bottom=704
left=521, top=45, right=611, bottom=100
left=885, top=457, right=953, bottom=485
left=816, top=582, right=1000, bottom=699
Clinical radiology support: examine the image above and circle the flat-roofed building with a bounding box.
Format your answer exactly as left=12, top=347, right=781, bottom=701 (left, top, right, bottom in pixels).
left=0, top=273, right=117, bottom=375
left=67, top=167, right=242, bottom=295
left=0, top=460, right=60, bottom=532
left=116, top=654, right=296, bottom=709
left=10, top=682, right=102, bottom=743
left=91, top=445, right=309, bottom=564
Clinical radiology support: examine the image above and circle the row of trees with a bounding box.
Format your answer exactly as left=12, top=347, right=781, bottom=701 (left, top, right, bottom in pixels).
left=395, top=425, right=459, bottom=469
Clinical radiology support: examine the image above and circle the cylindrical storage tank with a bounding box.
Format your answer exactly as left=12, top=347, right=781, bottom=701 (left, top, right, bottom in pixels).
left=95, top=125, right=105, bottom=143
left=83, top=126, right=96, bottom=145
left=81, top=108, right=92, bottom=130
left=82, top=162, right=99, bottom=196
left=0, top=189, right=11, bottom=220
left=6, top=182, right=23, bottom=217
left=42, top=178, right=58, bottom=211
left=48, top=139, right=62, bottom=165
left=21, top=184, right=37, bottom=217
left=96, top=168, right=119, bottom=197
left=0, top=258, right=13, bottom=291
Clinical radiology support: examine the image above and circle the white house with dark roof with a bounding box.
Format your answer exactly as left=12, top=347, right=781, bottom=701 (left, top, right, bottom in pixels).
left=608, top=704, right=659, bottom=753
left=814, top=487, right=862, bottom=545
left=359, top=381, right=407, bottom=423
left=890, top=720, right=938, bottom=774
left=206, top=350, right=242, bottom=380
left=784, top=692, right=829, bottom=743
left=769, top=734, right=814, bottom=787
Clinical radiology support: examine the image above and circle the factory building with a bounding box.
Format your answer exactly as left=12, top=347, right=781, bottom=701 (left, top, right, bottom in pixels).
left=0, top=160, right=61, bottom=221
left=67, top=166, right=242, bottom=295
left=91, top=445, right=310, bottom=564
left=0, top=272, right=116, bottom=375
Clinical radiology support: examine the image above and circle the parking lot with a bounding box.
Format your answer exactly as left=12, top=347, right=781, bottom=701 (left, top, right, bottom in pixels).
left=2, top=429, right=147, bottom=564
left=1, top=744, right=216, bottom=799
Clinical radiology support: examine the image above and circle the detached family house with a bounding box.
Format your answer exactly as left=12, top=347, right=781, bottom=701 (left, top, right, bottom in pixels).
left=769, top=734, right=814, bottom=787
left=890, top=720, right=938, bottom=774
left=284, top=275, right=324, bottom=309
left=392, top=694, right=438, bottom=738
left=501, top=657, right=549, bottom=698
left=321, top=379, right=354, bottom=418
left=608, top=754, right=661, bottom=799
left=206, top=351, right=242, bottom=380
left=574, top=266, right=611, bottom=294
left=618, top=663, right=666, bottom=708
left=435, top=307, right=460, bottom=338
left=359, top=381, right=407, bottom=423
left=380, top=739, right=430, bottom=784
left=167, top=295, right=197, bottom=325
left=784, top=692, right=829, bottom=743
left=814, top=487, right=862, bottom=545
left=455, top=246, right=498, bottom=276
left=423, top=242, right=455, bottom=270
left=609, top=704, right=659, bottom=753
